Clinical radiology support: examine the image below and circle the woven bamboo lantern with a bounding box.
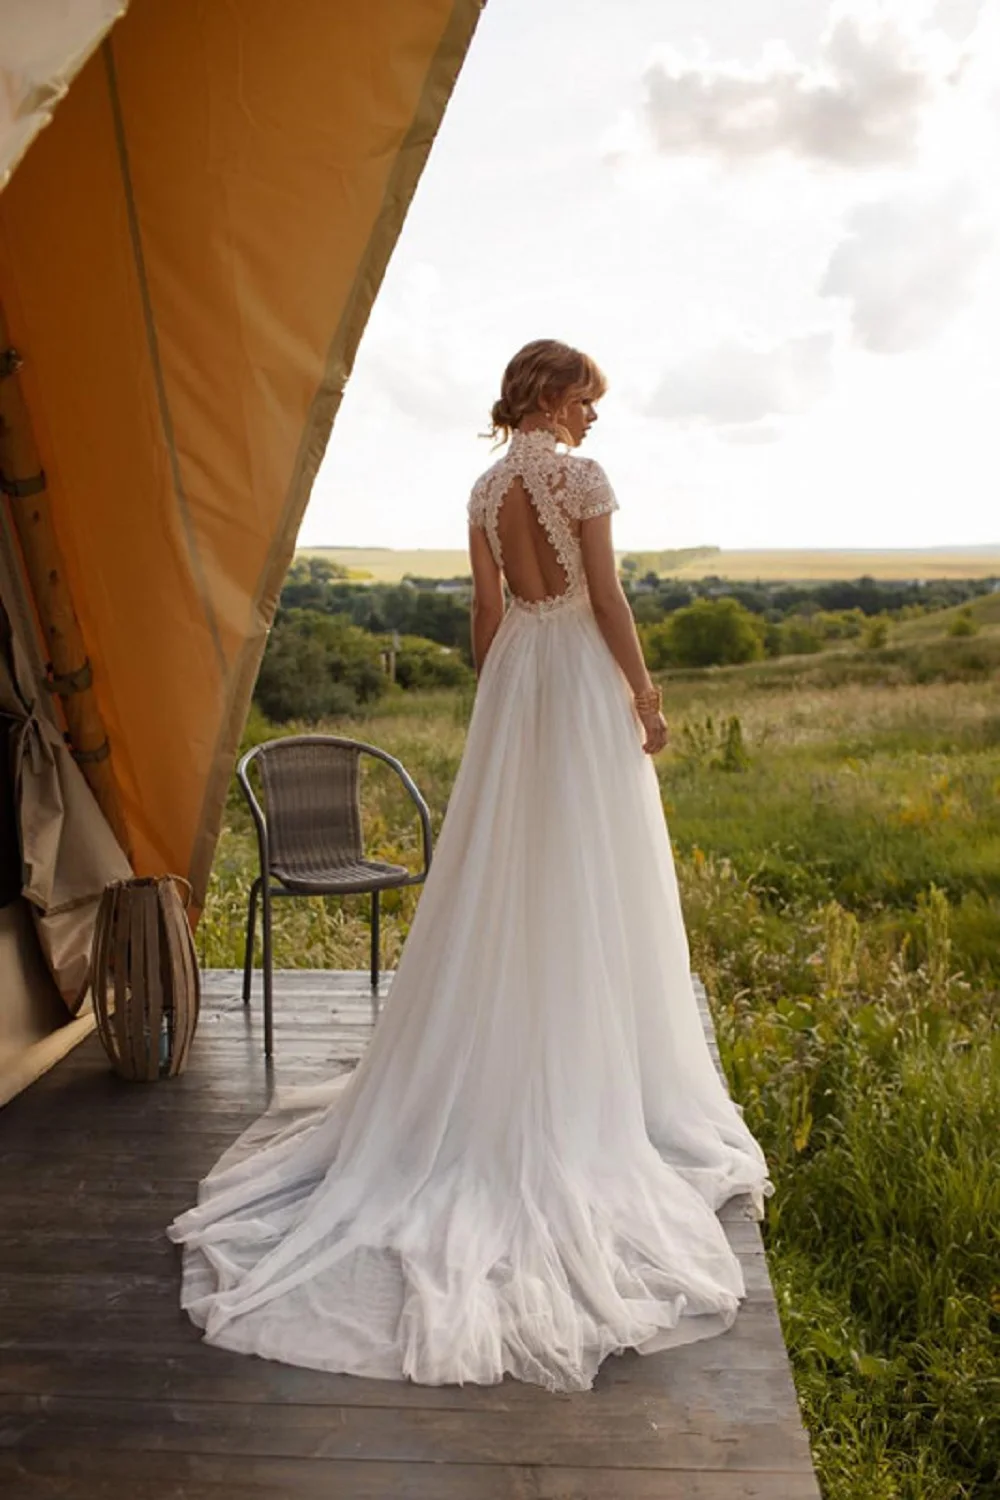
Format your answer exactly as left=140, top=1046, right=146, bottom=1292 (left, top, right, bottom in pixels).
left=91, top=876, right=200, bottom=1080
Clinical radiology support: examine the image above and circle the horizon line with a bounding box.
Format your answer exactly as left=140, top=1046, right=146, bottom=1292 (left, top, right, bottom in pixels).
left=299, top=542, right=1000, bottom=555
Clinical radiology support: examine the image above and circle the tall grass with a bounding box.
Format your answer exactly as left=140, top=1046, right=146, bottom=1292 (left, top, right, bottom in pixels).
left=664, top=673, right=1000, bottom=1499
left=201, top=653, right=1000, bottom=1500
left=685, top=857, right=998, bottom=1498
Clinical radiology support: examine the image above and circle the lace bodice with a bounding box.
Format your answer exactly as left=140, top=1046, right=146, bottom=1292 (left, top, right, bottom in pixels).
left=467, top=428, right=619, bottom=614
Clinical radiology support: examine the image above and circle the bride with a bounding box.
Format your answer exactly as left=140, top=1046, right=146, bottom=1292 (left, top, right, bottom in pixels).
left=167, top=338, right=772, bottom=1393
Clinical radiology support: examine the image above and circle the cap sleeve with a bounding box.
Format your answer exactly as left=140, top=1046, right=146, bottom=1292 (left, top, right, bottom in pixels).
left=467, top=474, right=488, bottom=527
left=564, top=457, right=619, bottom=521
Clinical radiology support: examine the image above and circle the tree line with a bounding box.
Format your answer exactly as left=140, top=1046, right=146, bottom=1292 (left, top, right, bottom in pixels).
left=255, top=557, right=997, bottom=722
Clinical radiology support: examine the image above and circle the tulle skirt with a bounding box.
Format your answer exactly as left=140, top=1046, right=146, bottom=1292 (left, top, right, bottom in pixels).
left=167, top=592, right=771, bottom=1392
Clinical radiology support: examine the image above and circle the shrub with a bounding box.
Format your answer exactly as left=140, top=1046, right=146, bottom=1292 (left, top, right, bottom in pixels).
left=780, top=621, right=824, bottom=656
left=667, top=598, right=765, bottom=668
left=393, top=636, right=474, bottom=690
left=715, top=714, right=751, bottom=772
left=672, top=713, right=751, bottom=773
left=814, top=609, right=865, bottom=641
left=638, top=620, right=677, bottom=670
left=255, top=609, right=387, bottom=722
left=762, top=621, right=785, bottom=658
left=948, top=609, right=978, bottom=638
left=863, top=618, right=889, bottom=650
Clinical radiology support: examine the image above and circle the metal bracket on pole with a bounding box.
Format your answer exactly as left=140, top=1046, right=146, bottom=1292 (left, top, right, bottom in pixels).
left=45, top=658, right=94, bottom=696
left=0, top=470, right=47, bottom=499
left=0, top=350, right=48, bottom=501
left=0, top=347, right=24, bottom=380
left=70, top=737, right=111, bottom=766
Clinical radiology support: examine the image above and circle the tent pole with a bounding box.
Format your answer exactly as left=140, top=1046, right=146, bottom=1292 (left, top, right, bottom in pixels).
left=0, top=306, right=132, bottom=859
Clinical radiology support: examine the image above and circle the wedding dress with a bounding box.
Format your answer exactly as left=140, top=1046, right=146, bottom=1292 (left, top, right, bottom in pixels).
left=167, top=427, right=772, bottom=1393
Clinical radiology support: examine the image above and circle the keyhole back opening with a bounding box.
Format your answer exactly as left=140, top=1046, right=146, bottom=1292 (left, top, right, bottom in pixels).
left=495, top=475, right=577, bottom=607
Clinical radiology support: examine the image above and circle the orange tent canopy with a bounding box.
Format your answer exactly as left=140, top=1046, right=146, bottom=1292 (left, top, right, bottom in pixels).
left=0, top=0, right=481, bottom=1101
left=0, top=0, right=481, bottom=908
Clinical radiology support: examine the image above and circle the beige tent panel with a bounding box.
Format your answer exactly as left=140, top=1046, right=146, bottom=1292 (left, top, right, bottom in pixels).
left=0, top=0, right=129, bottom=188
left=0, top=898, right=96, bottom=1110
left=3, top=636, right=132, bottom=1014
left=0, top=481, right=132, bottom=1104
left=0, top=0, right=481, bottom=914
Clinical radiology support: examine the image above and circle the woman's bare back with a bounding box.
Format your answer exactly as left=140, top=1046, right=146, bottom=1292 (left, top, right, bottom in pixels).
left=495, top=475, right=581, bottom=606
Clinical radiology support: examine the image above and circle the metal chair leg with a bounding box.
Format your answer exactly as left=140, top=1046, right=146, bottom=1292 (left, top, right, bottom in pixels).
left=242, top=877, right=261, bottom=1004
left=370, top=888, right=380, bottom=993
left=261, top=879, right=275, bottom=1059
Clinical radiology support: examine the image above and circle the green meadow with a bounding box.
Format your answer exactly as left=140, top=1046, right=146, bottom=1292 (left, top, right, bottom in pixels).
left=200, top=599, right=1000, bottom=1500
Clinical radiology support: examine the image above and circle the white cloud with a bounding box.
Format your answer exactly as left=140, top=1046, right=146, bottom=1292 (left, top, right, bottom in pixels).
left=637, top=4, right=961, bottom=169
left=302, top=1, right=1000, bottom=552
left=357, top=262, right=481, bottom=431
left=820, top=183, right=995, bottom=351
left=647, top=332, right=835, bottom=426
left=719, top=421, right=785, bottom=445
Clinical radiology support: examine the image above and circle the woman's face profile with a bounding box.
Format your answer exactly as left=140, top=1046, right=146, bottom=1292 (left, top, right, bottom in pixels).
left=551, top=390, right=599, bottom=447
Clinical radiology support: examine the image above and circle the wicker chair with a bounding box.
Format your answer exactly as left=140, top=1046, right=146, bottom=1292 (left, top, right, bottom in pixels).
left=238, top=735, right=433, bottom=1057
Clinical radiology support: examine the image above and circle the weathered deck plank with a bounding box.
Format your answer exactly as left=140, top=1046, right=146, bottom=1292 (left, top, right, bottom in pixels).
left=0, top=969, right=820, bottom=1499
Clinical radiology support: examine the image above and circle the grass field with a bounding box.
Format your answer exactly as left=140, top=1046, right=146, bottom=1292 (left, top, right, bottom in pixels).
left=301, top=544, right=1000, bottom=583
left=200, top=614, right=1000, bottom=1500
left=892, top=589, right=1000, bottom=641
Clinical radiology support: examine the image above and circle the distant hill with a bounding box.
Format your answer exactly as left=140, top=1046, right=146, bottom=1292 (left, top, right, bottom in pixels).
left=299, top=545, right=1000, bottom=584
left=891, top=588, right=1000, bottom=640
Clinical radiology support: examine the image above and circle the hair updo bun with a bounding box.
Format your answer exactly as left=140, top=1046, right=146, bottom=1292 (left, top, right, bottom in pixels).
left=487, top=339, right=607, bottom=445
left=489, top=397, right=518, bottom=436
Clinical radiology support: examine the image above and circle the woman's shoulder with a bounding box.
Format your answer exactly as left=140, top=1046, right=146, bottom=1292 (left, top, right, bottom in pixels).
left=468, top=444, right=619, bottom=523
left=557, top=452, right=619, bottom=519
left=467, top=451, right=509, bottom=523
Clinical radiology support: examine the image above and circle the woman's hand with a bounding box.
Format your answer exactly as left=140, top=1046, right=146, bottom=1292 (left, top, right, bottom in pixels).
left=639, top=708, right=669, bottom=756
left=632, top=683, right=668, bottom=755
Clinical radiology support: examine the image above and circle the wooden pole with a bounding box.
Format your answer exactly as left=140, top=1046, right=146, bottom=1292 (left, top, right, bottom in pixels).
left=0, top=306, right=132, bottom=859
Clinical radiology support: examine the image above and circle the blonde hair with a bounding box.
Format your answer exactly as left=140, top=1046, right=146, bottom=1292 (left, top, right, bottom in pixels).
left=488, top=339, right=607, bottom=445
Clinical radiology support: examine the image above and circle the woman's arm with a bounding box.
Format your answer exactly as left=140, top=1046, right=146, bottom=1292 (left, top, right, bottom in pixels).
left=469, top=524, right=505, bottom=676
left=579, top=513, right=668, bottom=754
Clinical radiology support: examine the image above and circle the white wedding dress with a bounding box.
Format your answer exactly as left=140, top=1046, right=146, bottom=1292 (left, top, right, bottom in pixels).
left=167, top=427, right=772, bottom=1393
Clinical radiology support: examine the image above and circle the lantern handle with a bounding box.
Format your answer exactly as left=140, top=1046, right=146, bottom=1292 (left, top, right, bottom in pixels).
left=169, top=874, right=194, bottom=910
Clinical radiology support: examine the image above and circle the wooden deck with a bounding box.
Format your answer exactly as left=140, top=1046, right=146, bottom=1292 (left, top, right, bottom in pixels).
left=0, top=970, right=820, bottom=1500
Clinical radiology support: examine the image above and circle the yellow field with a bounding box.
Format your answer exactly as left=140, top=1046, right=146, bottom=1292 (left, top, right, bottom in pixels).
left=670, top=548, right=1000, bottom=581
left=300, top=545, right=1000, bottom=583
left=299, top=548, right=470, bottom=581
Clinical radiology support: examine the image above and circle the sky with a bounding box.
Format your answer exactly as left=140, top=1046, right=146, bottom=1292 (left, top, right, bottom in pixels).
left=298, top=0, right=1000, bottom=553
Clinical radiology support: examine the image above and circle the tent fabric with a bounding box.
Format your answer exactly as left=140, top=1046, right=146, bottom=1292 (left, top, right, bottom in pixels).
left=11, top=697, right=134, bottom=1014
left=0, top=0, right=482, bottom=916
left=0, top=898, right=93, bottom=1111
left=0, top=571, right=131, bottom=1015
left=0, top=0, right=129, bottom=189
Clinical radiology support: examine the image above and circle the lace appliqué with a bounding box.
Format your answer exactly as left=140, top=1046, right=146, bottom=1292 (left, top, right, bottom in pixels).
left=467, top=429, right=618, bottom=616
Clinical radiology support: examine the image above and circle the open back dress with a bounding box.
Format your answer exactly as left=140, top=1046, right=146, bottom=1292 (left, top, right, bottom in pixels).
left=167, top=426, right=772, bottom=1393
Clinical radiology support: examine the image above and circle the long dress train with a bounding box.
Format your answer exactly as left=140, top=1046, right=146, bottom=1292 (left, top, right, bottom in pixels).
left=167, top=427, right=772, bottom=1393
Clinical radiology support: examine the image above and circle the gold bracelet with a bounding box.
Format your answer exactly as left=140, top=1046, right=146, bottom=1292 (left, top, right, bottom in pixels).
left=633, top=686, right=662, bottom=715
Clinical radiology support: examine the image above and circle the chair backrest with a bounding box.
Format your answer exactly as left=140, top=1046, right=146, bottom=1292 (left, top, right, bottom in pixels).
left=252, top=738, right=364, bottom=874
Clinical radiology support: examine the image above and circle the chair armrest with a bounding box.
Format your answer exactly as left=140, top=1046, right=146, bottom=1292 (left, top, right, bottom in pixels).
left=236, top=747, right=271, bottom=878
left=358, top=744, right=433, bottom=880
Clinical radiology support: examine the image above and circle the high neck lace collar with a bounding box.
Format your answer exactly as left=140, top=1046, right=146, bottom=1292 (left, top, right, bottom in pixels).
left=509, top=426, right=559, bottom=455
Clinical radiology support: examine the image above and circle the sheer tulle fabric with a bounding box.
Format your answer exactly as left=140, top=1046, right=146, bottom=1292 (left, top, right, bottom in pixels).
left=167, top=589, right=772, bottom=1392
